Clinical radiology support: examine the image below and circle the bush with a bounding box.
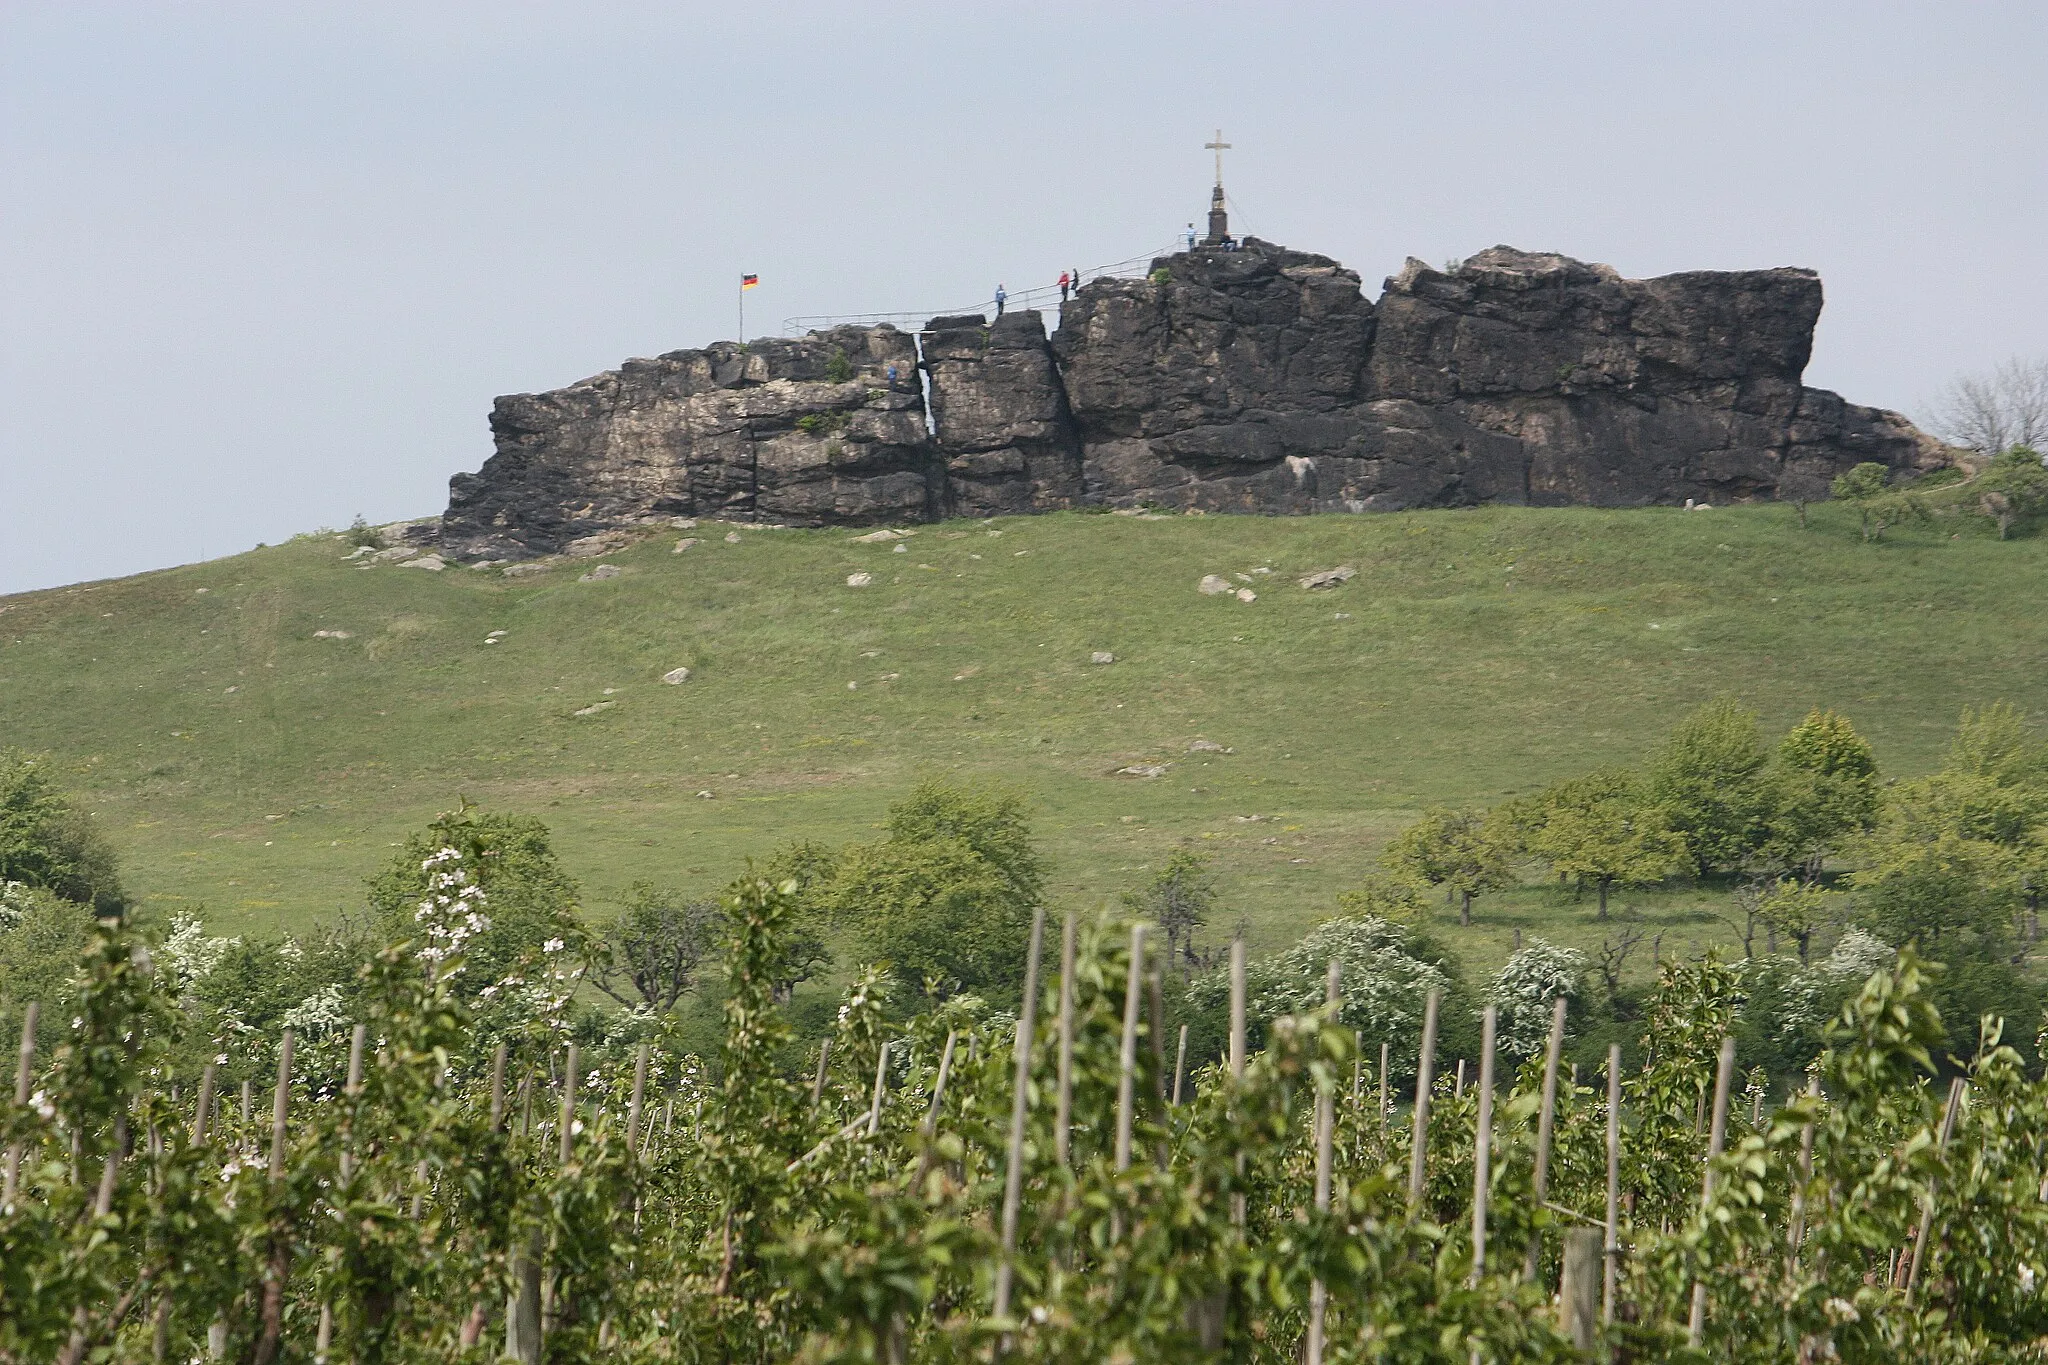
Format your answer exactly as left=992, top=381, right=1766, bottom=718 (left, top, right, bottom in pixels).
left=0, top=750, right=125, bottom=914
left=823, top=349, right=854, bottom=383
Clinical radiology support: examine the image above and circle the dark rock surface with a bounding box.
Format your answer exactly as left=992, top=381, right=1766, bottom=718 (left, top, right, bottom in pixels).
left=441, top=239, right=1948, bottom=558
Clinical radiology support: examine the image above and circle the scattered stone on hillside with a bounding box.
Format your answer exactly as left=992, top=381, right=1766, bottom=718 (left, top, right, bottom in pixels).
left=893, top=543, right=908, bottom=553
left=368, top=546, right=418, bottom=564
left=578, top=564, right=622, bottom=582
left=1189, top=739, right=1231, bottom=753
left=502, top=562, right=549, bottom=578
left=1299, top=566, right=1357, bottom=590
left=400, top=554, right=447, bottom=571
left=846, top=572, right=874, bottom=587
left=846, top=681, right=858, bottom=690
left=572, top=700, right=615, bottom=717
left=696, top=789, right=715, bottom=799
left=661, top=667, right=691, bottom=685
left=1232, top=813, right=1266, bottom=822
left=1235, top=588, right=1257, bottom=603
left=1091, top=651, right=1115, bottom=665
left=672, top=517, right=697, bottom=529
left=725, top=531, right=742, bottom=544
left=1334, top=612, right=1351, bottom=619
left=487, top=630, right=508, bottom=639
left=311, top=629, right=353, bottom=640
left=564, top=533, right=627, bottom=558
left=850, top=528, right=911, bottom=543
left=341, top=546, right=374, bottom=560
left=1199, top=574, right=1231, bottom=595
left=673, top=537, right=700, bottom=553
left=879, top=672, right=899, bottom=681
left=1116, top=763, right=1170, bottom=779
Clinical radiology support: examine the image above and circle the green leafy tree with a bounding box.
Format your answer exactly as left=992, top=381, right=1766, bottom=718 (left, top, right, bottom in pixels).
left=0, top=881, right=95, bottom=1050
left=1524, top=767, right=1686, bottom=918
left=1975, top=445, right=2048, bottom=539
left=1752, top=876, right=1838, bottom=963
left=1830, top=460, right=1891, bottom=540
left=1647, top=696, right=1771, bottom=875
left=0, top=750, right=125, bottom=914
left=1381, top=806, right=1515, bottom=926
left=1765, top=708, right=1882, bottom=880
left=819, top=780, right=1040, bottom=998
left=1121, top=849, right=1217, bottom=974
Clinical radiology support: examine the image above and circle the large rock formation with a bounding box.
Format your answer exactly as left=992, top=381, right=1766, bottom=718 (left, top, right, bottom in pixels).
left=442, top=239, right=1946, bottom=557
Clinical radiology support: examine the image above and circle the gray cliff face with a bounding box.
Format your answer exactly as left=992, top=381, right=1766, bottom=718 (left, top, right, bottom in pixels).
left=441, top=239, right=1947, bottom=557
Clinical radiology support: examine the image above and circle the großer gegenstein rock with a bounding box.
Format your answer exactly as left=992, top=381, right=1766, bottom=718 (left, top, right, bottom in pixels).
left=440, top=239, right=1948, bottom=559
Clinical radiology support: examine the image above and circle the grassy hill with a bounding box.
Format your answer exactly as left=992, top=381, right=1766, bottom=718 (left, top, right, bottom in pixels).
left=2, top=498, right=2041, bottom=978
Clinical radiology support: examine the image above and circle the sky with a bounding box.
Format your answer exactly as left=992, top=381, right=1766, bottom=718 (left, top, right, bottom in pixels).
left=3, top=1, right=2044, bottom=594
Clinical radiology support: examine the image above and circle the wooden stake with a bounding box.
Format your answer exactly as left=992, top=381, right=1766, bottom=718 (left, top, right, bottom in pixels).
left=268, top=1030, right=295, bottom=1182
left=559, top=1042, right=580, bottom=1165
left=627, top=1045, right=649, bottom=1158
left=193, top=1062, right=217, bottom=1145
left=866, top=1039, right=891, bottom=1138
left=1686, top=1036, right=1736, bottom=1346
left=1904, top=1076, right=1967, bottom=1298
left=1788, top=1073, right=1819, bottom=1266
left=1454, top=1057, right=1466, bottom=1099
left=912, top=1031, right=958, bottom=1188
left=1378, top=1041, right=1390, bottom=1122
left=240, top=1079, right=253, bottom=1133
left=1054, top=913, right=1076, bottom=1170
left=1604, top=1045, right=1621, bottom=1325
left=1172, top=1025, right=1189, bottom=1107
left=489, top=1042, right=508, bottom=1132
left=1306, top=961, right=1341, bottom=1365
left=1470, top=1006, right=1497, bottom=1285
left=1559, top=1227, right=1601, bottom=1350
left=4, top=1001, right=38, bottom=1206
left=1407, top=990, right=1440, bottom=1212
left=1229, top=934, right=1247, bottom=1228
left=1524, top=996, right=1567, bottom=1282
left=810, top=1038, right=832, bottom=1106
left=993, top=907, right=1046, bottom=1325
left=1114, top=924, right=1146, bottom=1176
left=1113, top=923, right=1146, bottom=1243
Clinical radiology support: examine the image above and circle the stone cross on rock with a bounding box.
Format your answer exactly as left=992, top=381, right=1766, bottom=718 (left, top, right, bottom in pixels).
left=1203, top=129, right=1232, bottom=246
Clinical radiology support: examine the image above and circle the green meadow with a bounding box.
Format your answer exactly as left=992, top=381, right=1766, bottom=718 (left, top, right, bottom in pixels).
left=2, top=499, right=2040, bottom=977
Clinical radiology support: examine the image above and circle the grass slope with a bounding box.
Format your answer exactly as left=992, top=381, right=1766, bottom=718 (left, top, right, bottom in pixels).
left=2, top=502, right=2041, bottom=976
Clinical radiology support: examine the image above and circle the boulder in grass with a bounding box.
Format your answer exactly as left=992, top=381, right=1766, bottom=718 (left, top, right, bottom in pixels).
left=1235, top=587, right=1257, bottom=603
left=674, top=537, right=700, bottom=553
left=1116, top=763, right=1170, bottom=779
left=564, top=532, right=628, bottom=558
left=399, top=554, right=447, bottom=571
left=1299, top=566, right=1357, bottom=590
left=578, top=564, right=622, bottom=582
left=1198, top=574, right=1231, bottom=595
left=661, top=667, right=691, bottom=685
left=502, top=562, right=549, bottom=578
left=846, top=572, right=874, bottom=587
left=1091, top=651, right=1115, bottom=665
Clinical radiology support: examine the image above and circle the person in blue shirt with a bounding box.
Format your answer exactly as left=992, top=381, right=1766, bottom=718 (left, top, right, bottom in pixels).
left=1186, top=223, right=1198, bottom=250
left=994, top=284, right=1007, bottom=318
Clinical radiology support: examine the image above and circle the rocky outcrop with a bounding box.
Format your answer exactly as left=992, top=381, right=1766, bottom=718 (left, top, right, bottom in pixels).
left=441, top=239, right=1948, bottom=557
left=444, top=327, right=934, bottom=559
left=922, top=311, right=1084, bottom=517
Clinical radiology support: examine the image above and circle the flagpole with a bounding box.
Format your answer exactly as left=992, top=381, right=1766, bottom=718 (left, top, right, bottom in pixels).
left=738, top=278, right=744, bottom=347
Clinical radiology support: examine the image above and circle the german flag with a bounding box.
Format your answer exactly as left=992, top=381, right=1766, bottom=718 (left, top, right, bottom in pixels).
left=740, top=274, right=760, bottom=290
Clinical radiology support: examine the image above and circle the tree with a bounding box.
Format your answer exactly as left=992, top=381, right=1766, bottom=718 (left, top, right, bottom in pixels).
left=1926, top=357, right=2048, bottom=455
left=1524, top=767, right=1686, bottom=919
left=1647, top=696, right=1771, bottom=876
left=1766, top=709, right=1882, bottom=881
left=1752, top=877, right=1837, bottom=964
left=1381, top=806, right=1515, bottom=927
left=1829, top=461, right=1927, bottom=542
left=1974, top=446, right=2048, bottom=539
left=1122, top=850, right=1217, bottom=974
left=592, top=882, right=717, bottom=1013
left=0, top=751, right=124, bottom=914
left=366, top=803, right=581, bottom=996
left=1488, top=938, right=1585, bottom=1061
left=819, top=780, right=1040, bottom=998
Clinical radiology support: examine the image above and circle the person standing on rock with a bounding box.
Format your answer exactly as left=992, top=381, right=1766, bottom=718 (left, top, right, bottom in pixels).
left=994, top=284, right=1007, bottom=318
left=1186, top=223, right=1198, bottom=250
left=1058, top=271, right=1071, bottom=302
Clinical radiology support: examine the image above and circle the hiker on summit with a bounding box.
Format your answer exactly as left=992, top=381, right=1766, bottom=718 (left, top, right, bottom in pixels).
left=994, top=284, right=1007, bottom=318
left=1058, top=271, right=1071, bottom=302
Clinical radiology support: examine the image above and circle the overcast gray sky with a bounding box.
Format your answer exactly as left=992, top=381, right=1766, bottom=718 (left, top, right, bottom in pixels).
left=4, top=1, right=2043, bottom=594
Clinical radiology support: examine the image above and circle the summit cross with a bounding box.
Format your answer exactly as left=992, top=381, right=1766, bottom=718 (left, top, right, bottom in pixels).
left=1205, top=130, right=1231, bottom=187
